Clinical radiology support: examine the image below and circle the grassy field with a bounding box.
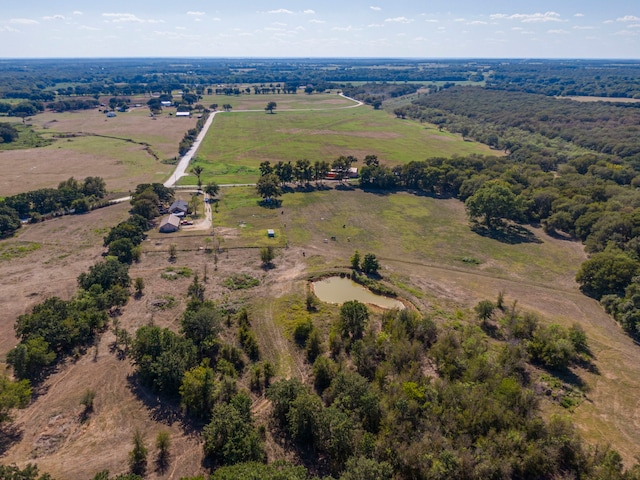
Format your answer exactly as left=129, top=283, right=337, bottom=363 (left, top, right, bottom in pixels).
left=193, top=103, right=498, bottom=185
left=0, top=105, right=196, bottom=196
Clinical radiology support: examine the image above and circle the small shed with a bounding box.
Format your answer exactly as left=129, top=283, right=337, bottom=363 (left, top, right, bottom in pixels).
left=176, top=111, right=191, bottom=117
left=169, top=199, right=189, bottom=215
left=161, top=101, right=172, bottom=107
left=267, top=229, right=275, bottom=238
left=159, top=214, right=180, bottom=233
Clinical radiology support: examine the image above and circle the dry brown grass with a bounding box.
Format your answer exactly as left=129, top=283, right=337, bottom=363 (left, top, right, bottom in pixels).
left=0, top=106, right=196, bottom=196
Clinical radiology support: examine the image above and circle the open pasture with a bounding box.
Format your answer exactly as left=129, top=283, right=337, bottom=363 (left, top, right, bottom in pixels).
left=0, top=105, right=196, bottom=196
left=194, top=105, right=499, bottom=185
left=201, top=91, right=356, bottom=111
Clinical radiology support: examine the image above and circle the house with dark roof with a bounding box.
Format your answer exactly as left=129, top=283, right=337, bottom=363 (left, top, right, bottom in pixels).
left=169, top=199, right=189, bottom=216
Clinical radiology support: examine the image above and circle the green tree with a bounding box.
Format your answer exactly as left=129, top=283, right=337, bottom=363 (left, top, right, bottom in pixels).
left=180, top=362, right=216, bottom=419
left=191, top=165, right=205, bottom=190
left=134, top=277, right=145, bottom=298
left=155, top=431, right=171, bottom=472
left=78, top=257, right=131, bottom=292
left=576, top=251, right=640, bottom=299
left=474, top=300, right=495, bottom=322
left=340, top=456, right=393, bottom=480
left=0, top=375, right=31, bottom=423
left=256, top=174, right=282, bottom=203
left=129, top=430, right=148, bottom=476
left=361, top=253, right=380, bottom=275
left=205, top=182, right=220, bottom=198
left=260, top=246, right=275, bottom=267
left=339, top=300, right=369, bottom=341
left=6, top=337, right=56, bottom=381
left=350, top=250, right=361, bottom=270
left=203, top=401, right=264, bottom=466
left=0, top=204, right=21, bottom=238
left=107, top=238, right=135, bottom=264
left=265, top=101, right=277, bottom=113
left=465, top=180, right=521, bottom=229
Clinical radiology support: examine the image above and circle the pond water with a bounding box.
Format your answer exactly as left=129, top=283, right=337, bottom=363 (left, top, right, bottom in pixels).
left=312, top=276, right=405, bottom=310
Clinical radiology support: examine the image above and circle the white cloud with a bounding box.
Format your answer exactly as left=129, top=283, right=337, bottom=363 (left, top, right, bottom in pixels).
left=614, top=29, right=637, bottom=36
left=309, top=19, right=325, bottom=24
left=303, top=9, right=315, bottom=15
left=79, top=25, right=100, bottom=31
left=102, top=13, right=145, bottom=23
left=385, top=16, right=413, bottom=24
left=368, top=23, right=385, bottom=28
left=490, top=12, right=562, bottom=23
left=629, top=24, right=640, bottom=28
left=454, top=18, right=466, bottom=22
left=370, top=6, right=381, bottom=11
left=548, top=29, right=569, bottom=34
left=212, top=17, right=221, bottom=22
left=43, top=15, right=66, bottom=21
left=573, top=26, right=597, bottom=30
left=187, top=11, right=205, bottom=16
left=574, top=13, right=584, bottom=17
left=73, top=11, right=83, bottom=16
left=273, top=22, right=287, bottom=26
left=603, top=20, right=614, bottom=24
left=10, top=18, right=39, bottom=25
left=332, top=25, right=359, bottom=31
left=617, top=15, right=640, bottom=22
left=267, top=9, right=294, bottom=14
left=467, top=21, right=487, bottom=25
left=424, top=19, right=439, bottom=23
left=0, top=26, right=19, bottom=32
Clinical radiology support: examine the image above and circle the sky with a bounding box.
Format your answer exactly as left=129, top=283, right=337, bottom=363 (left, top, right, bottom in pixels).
left=1, top=1, right=638, bottom=59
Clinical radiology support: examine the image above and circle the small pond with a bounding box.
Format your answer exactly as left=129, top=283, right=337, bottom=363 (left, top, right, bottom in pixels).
left=312, top=276, right=405, bottom=310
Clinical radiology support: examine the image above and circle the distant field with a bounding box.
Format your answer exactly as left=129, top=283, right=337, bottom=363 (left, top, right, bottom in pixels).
left=0, top=106, right=196, bottom=195
left=200, top=92, right=355, bottom=111
left=563, top=96, right=640, bottom=103
left=193, top=102, right=499, bottom=185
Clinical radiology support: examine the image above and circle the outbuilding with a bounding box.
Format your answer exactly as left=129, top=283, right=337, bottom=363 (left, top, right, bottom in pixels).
left=159, top=214, right=181, bottom=233
left=176, top=111, right=191, bottom=117
left=267, top=229, right=275, bottom=238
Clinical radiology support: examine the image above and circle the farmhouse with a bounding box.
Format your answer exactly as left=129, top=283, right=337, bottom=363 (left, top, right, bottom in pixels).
left=159, top=214, right=180, bottom=233
left=169, top=199, right=189, bottom=216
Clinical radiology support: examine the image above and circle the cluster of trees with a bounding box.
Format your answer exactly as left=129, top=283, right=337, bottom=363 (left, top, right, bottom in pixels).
left=0, top=100, right=44, bottom=121
left=0, top=176, right=108, bottom=237
left=129, top=183, right=174, bottom=221
left=0, top=122, right=18, bottom=143
left=178, top=112, right=209, bottom=156
left=46, top=98, right=99, bottom=112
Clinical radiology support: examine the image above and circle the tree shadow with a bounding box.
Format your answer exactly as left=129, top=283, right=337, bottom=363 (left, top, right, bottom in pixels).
left=0, top=423, right=23, bottom=455
left=471, top=223, right=542, bottom=245
left=257, top=199, right=282, bottom=209
left=335, top=183, right=355, bottom=191
left=126, top=374, right=202, bottom=435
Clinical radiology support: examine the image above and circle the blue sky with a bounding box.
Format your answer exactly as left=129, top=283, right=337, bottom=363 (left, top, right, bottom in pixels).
left=1, top=1, right=638, bottom=58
